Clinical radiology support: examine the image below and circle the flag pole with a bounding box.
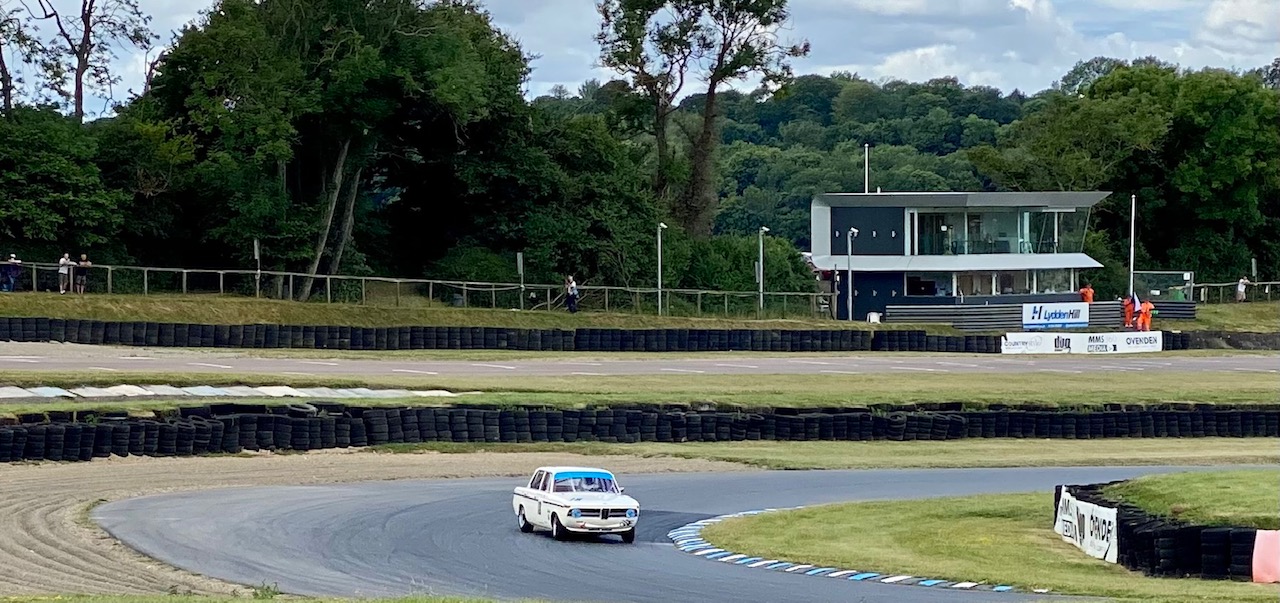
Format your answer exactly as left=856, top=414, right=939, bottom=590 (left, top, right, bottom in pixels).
left=1127, top=194, right=1136, bottom=297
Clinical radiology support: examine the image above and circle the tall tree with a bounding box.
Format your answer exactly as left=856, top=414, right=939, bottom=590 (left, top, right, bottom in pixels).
left=596, top=0, right=702, bottom=205
left=1054, top=56, right=1127, bottom=96
left=678, top=0, right=808, bottom=237
left=0, top=0, right=41, bottom=114
left=28, top=0, right=156, bottom=122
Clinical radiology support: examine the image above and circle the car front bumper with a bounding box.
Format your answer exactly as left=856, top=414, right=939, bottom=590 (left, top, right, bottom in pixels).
left=565, top=518, right=636, bottom=533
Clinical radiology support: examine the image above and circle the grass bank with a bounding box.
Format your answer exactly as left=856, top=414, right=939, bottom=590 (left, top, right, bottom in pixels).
left=1, top=292, right=1272, bottom=333
left=370, top=439, right=1279, bottom=470
left=1, top=370, right=1274, bottom=413
left=0, top=293, right=913, bottom=331
left=5, top=597, right=498, bottom=603
left=701, top=493, right=1276, bottom=603
left=1169, top=300, right=1280, bottom=332
left=1105, top=469, right=1280, bottom=529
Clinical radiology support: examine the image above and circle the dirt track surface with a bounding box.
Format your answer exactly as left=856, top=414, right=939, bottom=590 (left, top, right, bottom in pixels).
left=0, top=450, right=746, bottom=596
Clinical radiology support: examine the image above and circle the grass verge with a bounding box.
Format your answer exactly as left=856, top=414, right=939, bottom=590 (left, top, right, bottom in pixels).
left=3, top=598, right=500, bottom=603
left=369, top=439, right=1279, bottom=470
left=700, top=493, right=1277, bottom=603
left=0, top=292, right=920, bottom=331
left=1, top=370, right=1276, bottom=413
left=1168, top=300, right=1280, bottom=332
left=1104, top=469, right=1280, bottom=530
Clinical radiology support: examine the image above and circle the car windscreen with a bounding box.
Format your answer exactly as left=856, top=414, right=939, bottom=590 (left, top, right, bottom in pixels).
left=552, top=472, right=619, bottom=493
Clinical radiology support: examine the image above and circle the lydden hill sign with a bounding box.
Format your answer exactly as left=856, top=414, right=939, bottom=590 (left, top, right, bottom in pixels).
left=1022, top=302, right=1089, bottom=329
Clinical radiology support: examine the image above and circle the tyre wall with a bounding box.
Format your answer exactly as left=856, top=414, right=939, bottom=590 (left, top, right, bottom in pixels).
left=3, top=402, right=1277, bottom=465
left=0, top=317, right=1212, bottom=352
left=1055, top=482, right=1274, bottom=583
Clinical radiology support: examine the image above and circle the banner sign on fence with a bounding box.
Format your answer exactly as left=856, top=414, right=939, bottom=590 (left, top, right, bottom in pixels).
left=1001, top=331, right=1163, bottom=355
left=1022, top=302, right=1089, bottom=329
left=1054, top=486, right=1119, bottom=564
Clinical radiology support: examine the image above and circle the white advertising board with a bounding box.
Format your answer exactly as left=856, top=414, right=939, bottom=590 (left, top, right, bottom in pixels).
left=1001, top=332, right=1163, bottom=355
left=1022, top=302, right=1089, bottom=330
left=1054, top=487, right=1119, bottom=564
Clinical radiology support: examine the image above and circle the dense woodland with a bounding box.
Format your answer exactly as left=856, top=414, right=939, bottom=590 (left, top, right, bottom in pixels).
left=0, top=0, right=1277, bottom=299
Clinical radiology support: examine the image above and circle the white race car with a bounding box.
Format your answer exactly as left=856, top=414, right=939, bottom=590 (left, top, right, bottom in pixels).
left=513, top=466, right=640, bottom=543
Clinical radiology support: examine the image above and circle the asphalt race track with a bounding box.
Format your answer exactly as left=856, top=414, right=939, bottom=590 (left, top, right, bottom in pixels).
left=95, top=466, right=1220, bottom=603
left=2, top=345, right=1276, bottom=378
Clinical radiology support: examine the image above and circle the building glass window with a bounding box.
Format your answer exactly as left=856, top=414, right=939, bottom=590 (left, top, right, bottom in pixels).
left=996, top=271, right=1032, bottom=295
left=906, top=272, right=953, bottom=296
left=957, top=272, right=993, bottom=296
left=1035, top=269, right=1073, bottom=294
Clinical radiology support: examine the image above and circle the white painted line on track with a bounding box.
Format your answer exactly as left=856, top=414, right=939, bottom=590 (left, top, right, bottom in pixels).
left=820, top=370, right=862, bottom=375
left=715, top=363, right=759, bottom=369
left=393, top=369, right=438, bottom=375
left=890, top=366, right=943, bottom=372
left=935, top=361, right=980, bottom=368
left=1234, top=368, right=1279, bottom=373
left=789, top=360, right=832, bottom=365
left=0, top=356, right=43, bottom=359
left=0, top=358, right=39, bottom=363
left=188, top=362, right=233, bottom=369
left=1038, top=368, right=1084, bottom=374
left=562, top=362, right=603, bottom=366
left=660, top=368, right=705, bottom=374
left=299, top=361, right=339, bottom=366
left=88, top=367, right=119, bottom=372
left=471, top=363, right=516, bottom=370
left=571, top=372, right=607, bottom=376
left=118, top=356, right=154, bottom=360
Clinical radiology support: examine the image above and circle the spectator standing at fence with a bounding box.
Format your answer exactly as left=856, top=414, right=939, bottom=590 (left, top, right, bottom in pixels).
left=2, top=254, right=20, bottom=292
left=565, top=275, right=579, bottom=313
left=58, top=253, right=72, bottom=294
left=1078, top=282, right=1094, bottom=304
left=75, top=254, right=91, bottom=294
left=1237, top=276, right=1251, bottom=302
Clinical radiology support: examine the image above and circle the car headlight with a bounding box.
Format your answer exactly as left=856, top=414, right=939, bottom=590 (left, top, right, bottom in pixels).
left=626, top=508, right=637, bottom=518
left=570, top=508, right=582, bottom=518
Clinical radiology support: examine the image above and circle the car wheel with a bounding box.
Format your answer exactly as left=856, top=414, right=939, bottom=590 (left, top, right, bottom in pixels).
left=517, top=507, right=533, bottom=533
left=620, top=528, right=636, bottom=544
left=551, top=514, right=569, bottom=541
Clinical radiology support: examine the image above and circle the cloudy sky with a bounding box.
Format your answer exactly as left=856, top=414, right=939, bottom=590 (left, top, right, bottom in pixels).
left=22, top=0, right=1280, bottom=116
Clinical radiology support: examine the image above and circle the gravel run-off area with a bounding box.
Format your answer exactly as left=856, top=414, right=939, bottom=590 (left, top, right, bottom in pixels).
left=0, top=450, right=747, bottom=596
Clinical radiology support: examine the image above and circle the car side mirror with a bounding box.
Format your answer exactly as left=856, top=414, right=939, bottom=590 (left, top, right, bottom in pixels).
left=619, top=487, right=625, bottom=493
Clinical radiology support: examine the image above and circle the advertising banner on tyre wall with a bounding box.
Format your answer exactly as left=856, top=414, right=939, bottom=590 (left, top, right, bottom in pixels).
left=1054, top=487, right=1119, bottom=564
left=1022, top=302, right=1090, bottom=330
left=1001, top=332, right=1163, bottom=354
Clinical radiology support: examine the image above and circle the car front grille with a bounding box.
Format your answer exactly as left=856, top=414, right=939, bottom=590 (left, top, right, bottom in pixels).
left=572, top=508, right=635, bottom=519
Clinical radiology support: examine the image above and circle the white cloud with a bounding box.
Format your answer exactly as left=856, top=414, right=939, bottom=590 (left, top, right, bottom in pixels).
left=19, top=0, right=1279, bottom=118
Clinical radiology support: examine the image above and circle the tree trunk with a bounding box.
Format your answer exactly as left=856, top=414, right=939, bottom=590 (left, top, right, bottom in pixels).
left=652, top=101, right=671, bottom=203
left=296, top=137, right=352, bottom=301
left=72, top=0, right=92, bottom=122
left=681, top=84, right=720, bottom=237
left=328, top=164, right=365, bottom=275
left=0, top=44, right=12, bottom=115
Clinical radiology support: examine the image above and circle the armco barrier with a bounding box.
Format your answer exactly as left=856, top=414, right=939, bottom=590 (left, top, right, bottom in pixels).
left=1056, top=482, right=1266, bottom=582
left=0, top=316, right=1223, bottom=352
left=2, top=403, right=1278, bottom=464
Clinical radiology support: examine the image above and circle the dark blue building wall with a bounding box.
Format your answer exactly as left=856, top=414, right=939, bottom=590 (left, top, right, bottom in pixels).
left=835, top=279, right=1082, bottom=320
left=835, top=271, right=906, bottom=320
left=830, top=207, right=904, bottom=256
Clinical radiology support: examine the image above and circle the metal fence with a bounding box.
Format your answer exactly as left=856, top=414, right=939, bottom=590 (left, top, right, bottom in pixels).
left=0, top=261, right=832, bottom=319
left=1192, top=281, right=1279, bottom=304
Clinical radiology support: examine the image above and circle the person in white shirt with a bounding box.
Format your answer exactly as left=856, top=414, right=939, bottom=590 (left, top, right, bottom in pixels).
left=565, top=275, right=579, bottom=313
left=58, top=253, right=72, bottom=294
left=1237, top=276, right=1251, bottom=302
